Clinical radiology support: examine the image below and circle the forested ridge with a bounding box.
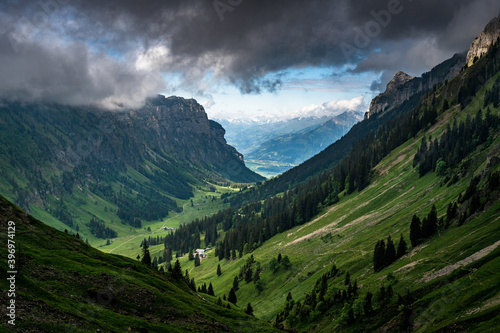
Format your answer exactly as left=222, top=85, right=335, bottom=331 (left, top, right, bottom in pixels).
left=163, top=41, right=500, bottom=263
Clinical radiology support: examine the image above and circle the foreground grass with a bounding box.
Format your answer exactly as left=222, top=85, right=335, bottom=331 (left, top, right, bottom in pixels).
left=0, top=195, right=278, bottom=332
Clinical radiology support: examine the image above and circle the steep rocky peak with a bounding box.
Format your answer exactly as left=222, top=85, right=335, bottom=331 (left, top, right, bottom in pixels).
left=386, top=71, right=415, bottom=92
left=366, top=52, right=466, bottom=119
left=466, top=13, right=500, bottom=66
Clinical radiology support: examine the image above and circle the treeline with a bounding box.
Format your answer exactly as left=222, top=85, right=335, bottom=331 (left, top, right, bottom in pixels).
left=483, top=76, right=500, bottom=108
left=413, top=109, right=499, bottom=177
left=140, top=235, right=165, bottom=247
left=116, top=189, right=178, bottom=228
left=88, top=218, right=117, bottom=239
left=409, top=205, right=438, bottom=247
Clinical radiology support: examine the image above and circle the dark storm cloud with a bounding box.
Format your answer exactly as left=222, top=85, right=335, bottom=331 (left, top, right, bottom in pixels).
left=0, top=0, right=499, bottom=105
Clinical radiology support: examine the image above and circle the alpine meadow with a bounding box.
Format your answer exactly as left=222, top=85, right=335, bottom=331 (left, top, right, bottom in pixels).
left=1, top=2, right=500, bottom=333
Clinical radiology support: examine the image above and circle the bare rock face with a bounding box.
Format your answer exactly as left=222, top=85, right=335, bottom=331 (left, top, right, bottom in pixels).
left=386, top=71, right=415, bottom=92
left=366, top=53, right=466, bottom=119
left=466, top=13, right=500, bottom=67
left=368, top=71, right=415, bottom=116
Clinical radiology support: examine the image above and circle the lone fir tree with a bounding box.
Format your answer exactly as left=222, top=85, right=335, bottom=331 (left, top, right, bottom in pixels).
left=141, top=241, right=152, bottom=266
left=228, top=287, right=237, bottom=304
left=245, top=303, right=254, bottom=316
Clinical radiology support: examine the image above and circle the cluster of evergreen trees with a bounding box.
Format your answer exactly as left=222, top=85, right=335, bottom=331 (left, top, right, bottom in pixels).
left=275, top=263, right=403, bottom=329
left=162, top=213, right=219, bottom=254
left=268, top=253, right=291, bottom=272
left=410, top=205, right=438, bottom=247
left=483, top=76, right=500, bottom=108
left=140, top=235, right=165, bottom=247
left=197, top=282, right=215, bottom=296
left=88, top=218, right=117, bottom=239
left=116, top=189, right=178, bottom=228
left=373, top=234, right=407, bottom=272
left=413, top=109, right=499, bottom=177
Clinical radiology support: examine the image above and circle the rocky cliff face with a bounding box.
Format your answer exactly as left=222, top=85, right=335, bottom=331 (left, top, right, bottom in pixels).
left=368, top=71, right=415, bottom=116
left=366, top=53, right=466, bottom=119
left=134, top=96, right=245, bottom=169
left=466, top=13, right=500, bottom=67
left=0, top=95, right=263, bottom=210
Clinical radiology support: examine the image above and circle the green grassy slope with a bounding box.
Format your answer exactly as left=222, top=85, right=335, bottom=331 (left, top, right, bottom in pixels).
left=186, top=68, right=500, bottom=332
left=0, top=195, right=278, bottom=332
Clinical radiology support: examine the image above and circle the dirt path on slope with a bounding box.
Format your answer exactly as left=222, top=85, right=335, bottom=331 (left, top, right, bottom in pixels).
left=421, top=240, right=500, bottom=283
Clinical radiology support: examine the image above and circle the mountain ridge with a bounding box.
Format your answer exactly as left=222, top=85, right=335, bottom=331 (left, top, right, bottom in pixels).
left=0, top=95, right=262, bottom=241
left=366, top=52, right=466, bottom=119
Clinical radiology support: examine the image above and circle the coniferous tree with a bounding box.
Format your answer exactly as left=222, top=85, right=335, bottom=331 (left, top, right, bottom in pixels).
left=253, top=268, right=260, bottom=283
left=233, top=276, right=239, bottom=291
left=228, top=287, right=237, bottom=304
left=427, top=205, right=438, bottom=237
left=344, top=272, right=351, bottom=285
left=347, top=307, right=355, bottom=324
left=423, top=205, right=438, bottom=238
left=385, top=235, right=396, bottom=266
left=172, top=259, right=183, bottom=280
left=194, top=254, right=201, bottom=267
left=217, top=264, right=222, bottom=276
left=373, top=240, right=386, bottom=272
left=208, top=282, right=215, bottom=296
left=277, top=253, right=282, bottom=263
left=281, top=255, right=291, bottom=270
left=141, top=241, right=152, bottom=266
left=364, top=292, right=373, bottom=314
left=246, top=303, right=254, bottom=316
left=396, top=234, right=407, bottom=258
left=188, top=248, right=194, bottom=261
left=446, top=202, right=457, bottom=224
left=245, top=267, right=253, bottom=283
left=373, top=241, right=382, bottom=272
left=410, top=214, right=421, bottom=247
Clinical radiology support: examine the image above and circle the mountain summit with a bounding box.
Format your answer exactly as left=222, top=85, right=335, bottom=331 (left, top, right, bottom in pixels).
left=466, top=12, right=500, bottom=66
left=366, top=53, right=465, bottom=119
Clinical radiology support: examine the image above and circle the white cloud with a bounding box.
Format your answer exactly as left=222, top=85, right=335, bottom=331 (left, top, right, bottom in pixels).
left=210, top=96, right=367, bottom=123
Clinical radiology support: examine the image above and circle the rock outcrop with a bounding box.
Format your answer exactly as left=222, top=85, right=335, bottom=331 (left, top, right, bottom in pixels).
left=466, top=13, right=500, bottom=67
left=136, top=95, right=245, bottom=169
left=366, top=53, right=466, bottom=119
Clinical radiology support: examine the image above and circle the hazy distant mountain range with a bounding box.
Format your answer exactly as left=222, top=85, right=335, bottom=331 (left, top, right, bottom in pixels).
left=217, top=111, right=363, bottom=176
